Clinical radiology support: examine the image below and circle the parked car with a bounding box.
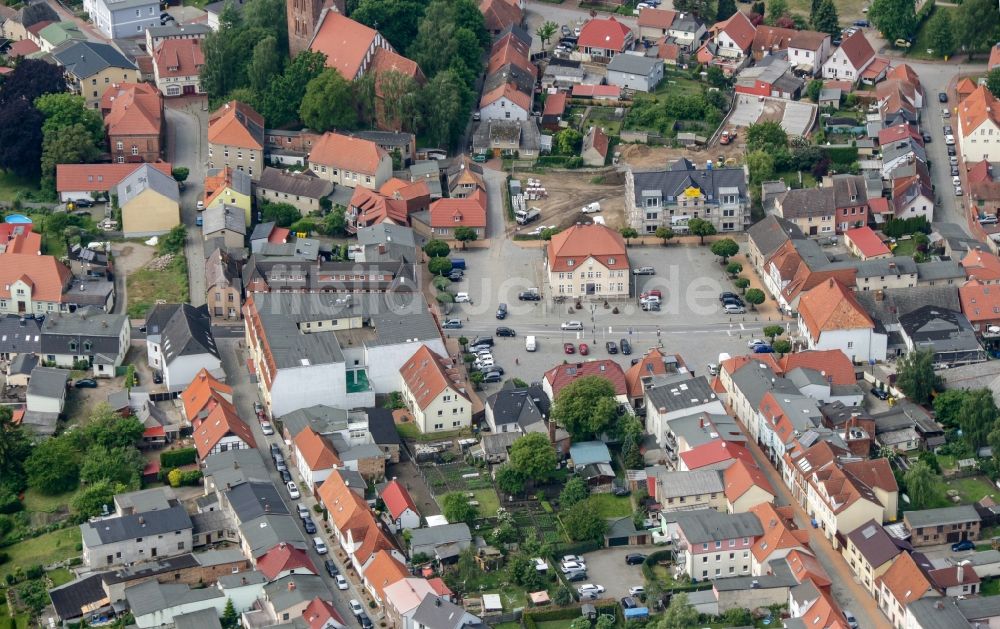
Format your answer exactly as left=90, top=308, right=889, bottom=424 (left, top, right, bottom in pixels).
left=472, top=336, right=494, bottom=347
left=952, top=539, right=975, bottom=552
left=455, top=292, right=471, bottom=303
left=842, top=610, right=859, bottom=629
left=286, top=481, right=300, bottom=499
left=152, top=371, right=163, bottom=384
left=606, top=341, right=618, bottom=354
left=753, top=344, right=774, bottom=354
left=335, top=574, right=349, bottom=590
left=518, top=290, right=541, bottom=301
left=719, top=292, right=740, bottom=302
left=578, top=343, right=589, bottom=355
left=632, top=266, right=655, bottom=275
left=642, top=301, right=660, bottom=312
left=946, top=134, right=956, bottom=145
left=561, top=561, right=586, bottom=573
left=620, top=339, right=632, bottom=355
left=944, top=125, right=953, bottom=135
left=274, top=457, right=287, bottom=472
left=724, top=304, right=746, bottom=314
left=303, top=518, right=316, bottom=534
left=324, top=560, right=339, bottom=577
left=260, top=420, right=274, bottom=435
left=72, top=198, right=94, bottom=207
left=578, top=584, right=605, bottom=595
left=270, top=443, right=281, bottom=457
left=280, top=469, right=292, bottom=483
left=625, top=554, right=646, bottom=565
left=297, top=503, right=310, bottom=519
left=74, top=379, right=98, bottom=388
left=565, top=570, right=588, bottom=582
left=939, top=92, right=948, bottom=103
left=359, top=616, right=373, bottom=629
left=563, top=555, right=585, bottom=564
left=442, top=319, right=463, bottom=329
left=562, top=321, right=584, bottom=330
left=870, top=387, right=890, bottom=400
left=448, top=271, right=464, bottom=282
left=349, top=600, right=365, bottom=617
left=621, top=597, right=637, bottom=609
left=496, top=303, right=508, bottom=319
left=747, top=339, right=766, bottom=348
left=948, top=145, right=957, bottom=156
left=496, top=326, right=516, bottom=337
left=482, top=371, right=502, bottom=383
left=629, top=586, right=645, bottom=597
left=314, top=537, right=328, bottom=555
left=922, top=133, right=932, bottom=143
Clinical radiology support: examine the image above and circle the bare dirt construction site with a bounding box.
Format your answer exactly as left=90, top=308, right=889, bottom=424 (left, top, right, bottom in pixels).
left=617, top=142, right=746, bottom=168
left=513, top=169, right=629, bottom=233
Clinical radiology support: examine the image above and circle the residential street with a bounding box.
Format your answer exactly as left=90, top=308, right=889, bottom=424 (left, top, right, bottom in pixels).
left=165, top=102, right=209, bottom=307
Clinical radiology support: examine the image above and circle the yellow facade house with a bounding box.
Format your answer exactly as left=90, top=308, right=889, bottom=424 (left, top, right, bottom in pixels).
left=117, top=164, right=180, bottom=237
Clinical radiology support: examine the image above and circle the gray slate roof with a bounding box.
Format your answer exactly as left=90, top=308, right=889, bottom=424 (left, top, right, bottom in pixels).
left=226, top=481, right=289, bottom=522
left=173, top=608, right=223, bottom=629
left=905, top=597, right=969, bottom=629
left=81, top=504, right=191, bottom=547
left=645, top=374, right=717, bottom=414
left=40, top=310, right=126, bottom=358
left=846, top=520, right=901, bottom=568
left=203, top=204, right=246, bottom=236
left=0, top=314, right=42, bottom=355
left=630, top=160, right=747, bottom=206
left=747, top=215, right=804, bottom=260
left=263, top=574, right=331, bottom=613
left=49, top=573, right=107, bottom=622
left=258, top=167, right=333, bottom=199
left=239, top=514, right=306, bottom=557
left=410, top=523, right=472, bottom=551
left=207, top=167, right=251, bottom=197
left=649, top=468, right=724, bottom=500
left=159, top=303, right=219, bottom=362
left=957, top=594, right=1000, bottom=621
left=410, top=596, right=483, bottom=629
left=26, top=366, right=69, bottom=398
left=280, top=404, right=350, bottom=437
left=145, top=23, right=211, bottom=38
left=117, top=163, right=179, bottom=206
left=663, top=509, right=763, bottom=544
left=52, top=40, right=137, bottom=78
left=607, top=53, right=660, bottom=75
left=124, top=580, right=222, bottom=617
left=898, top=305, right=982, bottom=355
left=486, top=387, right=545, bottom=429
left=9, top=352, right=39, bottom=376
left=904, top=504, right=981, bottom=528
left=250, top=221, right=276, bottom=242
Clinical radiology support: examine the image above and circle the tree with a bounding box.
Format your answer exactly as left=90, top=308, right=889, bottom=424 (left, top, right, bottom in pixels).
left=442, top=492, right=478, bottom=525
left=807, top=79, right=824, bottom=103
left=247, top=36, right=284, bottom=97
left=619, top=227, right=639, bottom=246
left=495, top=465, right=525, bottom=495
left=0, top=99, right=44, bottom=179
left=553, top=585, right=573, bottom=606
left=82, top=404, right=145, bottom=450
left=622, top=433, right=643, bottom=469
left=744, top=288, right=765, bottom=310
left=454, top=226, right=478, bottom=249
left=172, top=167, right=190, bottom=183
left=687, top=217, right=716, bottom=244
left=0, top=59, right=66, bottom=105
left=810, top=0, right=840, bottom=38
left=562, top=499, right=608, bottom=541
left=655, top=226, right=675, bottom=246
left=35, top=93, right=104, bottom=144
left=124, top=365, right=136, bottom=391
left=81, top=446, right=143, bottom=487
left=25, top=436, right=80, bottom=494
left=746, top=150, right=775, bottom=185
left=536, top=21, right=558, bottom=46
left=299, top=68, right=360, bottom=132
left=352, top=0, right=426, bottom=53
left=423, top=239, right=451, bottom=258
left=706, top=65, right=728, bottom=89
left=716, top=0, right=736, bottom=20
left=559, top=477, right=589, bottom=508
left=746, top=121, right=788, bottom=152
left=168, top=468, right=183, bottom=487
left=507, top=554, right=546, bottom=589
left=734, top=277, right=750, bottom=293
left=763, top=325, right=784, bottom=341
left=419, top=70, right=471, bottom=148
left=258, top=50, right=327, bottom=127
left=904, top=461, right=941, bottom=509
left=551, top=376, right=619, bottom=440
left=595, top=616, right=615, bottom=629
left=376, top=70, right=421, bottom=132
left=221, top=598, right=239, bottom=629
left=0, top=407, right=30, bottom=493
left=895, top=349, right=942, bottom=405
left=660, top=592, right=699, bottom=629
left=540, top=227, right=559, bottom=240
left=159, top=224, right=188, bottom=256
left=428, top=257, right=453, bottom=276
left=71, top=480, right=121, bottom=518
left=40, top=122, right=102, bottom=190
left=408, top=0, right=487, bottom=79
left=954, top=0, right=1000, bottom=59
left=932, top=389, right=966, bottom=429
left=985, top=69, right=1000, bottom=99
left=925, top=8, right=954, bottom=58
left=766, top=0, right=789, bottom=24
left=509, top=433, right=557, bottom=481
left=772, top=338, right=792, bottom=356
left=555, top=128, right=583, bottom=155
left=958, top=389, right=998, bottom=449
left=322, top=206, right=347, bottom=236
left=725, top=262, right=743, bottom=277
left=260, top=202, right=301, bottom=227
left=710, top=238, right=739, bottom=262
left=868, top=0, right=917, bottom=44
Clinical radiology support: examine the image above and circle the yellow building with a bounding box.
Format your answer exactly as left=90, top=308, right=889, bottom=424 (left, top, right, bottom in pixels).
left=203, top=167, right=252, bottom=225
left=117, top=164, right=180, bottom=237
left=52, top=41, right=140, bottom=110
left=546, top=223, right=630, bottom=300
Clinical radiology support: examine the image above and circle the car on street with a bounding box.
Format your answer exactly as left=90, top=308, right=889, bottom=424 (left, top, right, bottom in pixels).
left=939, top=92, right=948, bottom=103
left=641, top=289, right=662, bottom=299
left=946, top=134, right=956, bottom=145
left=573, top=26, right=580, bottom=36
left=748, top=339, right=766, bottom=348
left=314, top=537, right=328, bottom=554
left=303, top=517, right=316, bottom=534
left=980, top=214, right=999, bottom=225
left=952, top=166, right=960, bottom=176
left=196, top=200, right=205, bottom=210
left=496, top=326, right=516, bottom=337
left=280, top=469, right=292, bottom=483
left=642, top=301, right=661, bottom=311
left=956, top=186, right=963, bottom=197
left=870, top=387, right=890, bottom=400
left=335, top=574, right=349, bottom=590
left=950, top=155, right=959, bottom=164
left=843, top=611, right=859, bottom=629
left=753, top=344, right=774, bottom=353
left=952, top=539, right=975, bottom=552
left=578, top=584, right=605, bottom=595
left=518, top=290, right=541, bottom=301
left=448, top=272, right=464, bottom=282
left=496, top=303, right=507, bottom=319
left=922, top=133, right=932, bottom=143
left=562, top=321, right=584, bottom=330
left=359, top=616, right=373, bottom=629
left=578, top=343, right=589, bottom=355
left=455, top=292, right=470, bottom=303
left=269, top=446, right=281, bottom=460
left=349, top=600, right=365, bottom=617
left=152, top=371, right=163, bottom=384
left=472, top=336, right=494, bottom=347
left=719, top=292, right=741, bottom=302
left=71, top=198, right=94, bottom=207
left=632, top=266, right=655, bottom=275
left=297, top=503, right=310, bottom=519
left=620, top=339, right=632, bottom=355
left=724, top=304, right=746, bottom=314
left=325, top=560, right=339, bottom=577
left=944, top=125, right=953, bottom=135
left=442, top=319, right=463, bottom=329
left=274, top=455, right=287, bottom=471
left=625, top=554, right=647, bottom=565
left=948, top=145, right=957, bottom=156
left=74, top=378, right=98, bottom=388
left=482, top=372, right=502, bottom=383
left=260, top=419, right=274, bottom=435
left=606, top=341, right=618, bottom=354
left=953, top=176, right=962, bottom=186
left=286, top=482, right=301, bottom=499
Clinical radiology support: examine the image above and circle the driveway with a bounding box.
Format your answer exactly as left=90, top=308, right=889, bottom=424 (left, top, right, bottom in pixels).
left=524, top=0, right=638, bottom=53
left=577, top=546, right=652, bottom=601
left=165, top=103, right=209, bottom=307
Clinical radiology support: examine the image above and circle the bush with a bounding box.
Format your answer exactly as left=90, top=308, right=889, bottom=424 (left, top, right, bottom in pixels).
left=180, top=470, right=203, bottom=486
left=0, top=489, right=23, bottom=514
left=167, top=468, right=182, bottom=488
left=822, top=146, right=859, bottom=166
left=159, top=447, right=197, bottom=468
left=883, top=216, right=931, bottom=238
left=25, top=564, right=43, bottom=580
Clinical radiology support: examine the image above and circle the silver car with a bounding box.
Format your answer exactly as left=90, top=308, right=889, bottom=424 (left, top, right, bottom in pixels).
left=561, top=321, right=584, bottom=330
left=724, top=303, right=746, bottom=314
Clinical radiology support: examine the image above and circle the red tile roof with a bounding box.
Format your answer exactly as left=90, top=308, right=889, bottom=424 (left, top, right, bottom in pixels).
left=257, top=542, right=317, bottom=581
left=798, top=586, right=848, bottom=628
left=399, top=345, right=468, bottom=411
left=0, top=254, right=71, bottom=303
left=962, top=249, right=1000, bottom=282
left=153, top=38, right=204, bottom=78
left=585, top=126, right=609, bottom=159
left=957, top=86, right=1000, bottom=136
left=571, top=84, right=621, bottom=99
left=180, top=368, right=233, bottom=423
left=310, top=12, right=381, bottom=80
left=624, top=348, right=675, bottom=400
left=479, top=82, right=532, bottom=112
left=208, top=100, right=264, bottom=150
left=723, top=457, right=774, bottom=503
left=960, top=278, right=1000, bottom=324
left=928, top=564, right=979, bottom=589
left=844, top=226, right=890, bottom=258
left=547, top=223, right=627, bottom=273
left=968, top=160, right=994, bottom=185
left=750, top=502, right=809, bottom=565
left=798, top=278, right=873, bottom=341
left=679, top=440, right=752, bottom=471
left=885, top=63, right=920, bottom=87
left=381, top=480, right=418, bottom=521
left=56, top=163, right=172, bottom=192
left=194, top=399, right=256, bottom=459
left=104, top=83, right=162, bottom=137
left=428, top=188, right=487, bottom=229
left=0, top=224, right=40, bottom=256
left=543, top=360, right=627, bottom=399
left=785, top=549, right=831, bottom=588
left=370, top=48, right=423, bottom=83
left=488, top=33, right=535, bottom=78
left=868, top=197, right=891, bottom=215
left=637, top=7, right=676, bottom=29
left=7, top=39, right=40, bottom=57
left=480, top=0, right=522, bottom=33
left=350, top=186, right=409, bottom=227
left=310, top=132, right=388, bottom=174
left=542, top=92, right=567, bottom=117
left=715, top=10, right=756, bottom=52
left=364, top=550, right=408, bottom=601
left=878, top=123, right=922, bottom=146
left=861, top=56, right=889, bottom=80
left=879, top=552, right=933, bottom=609
left=294, top=426, right=341, bottom=472
left=837, top=30, right=875, bottom=70
left=303, top=598, right=347, bottom=629
left=957, top=78, right=977, bottom=100
left=578, top=17, right=632, bottom=52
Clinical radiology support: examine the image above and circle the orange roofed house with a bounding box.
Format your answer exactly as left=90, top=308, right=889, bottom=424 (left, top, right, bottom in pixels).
left=208, top=100, right=265, bottom=182
left=101, top=82, right=164, bottom=163
left=308, top=131, right=393, bottom=191
left=152, top=38, right=204, bottom=97
left=398, top=344, right=471, bottom=434
left=546, top=223, right=629, bottom=300
left=577, top=17, right=635, bottom=62
left=56, top=162, right=172, bottom=203
left=796, top=278, right=887, bottom=362
left=346, top=179, right=430, bottom=233
left=957, top=85, right=1000, bottom=163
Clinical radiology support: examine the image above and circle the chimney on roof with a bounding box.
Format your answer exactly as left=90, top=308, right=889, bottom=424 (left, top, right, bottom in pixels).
left=958, top=564, right=964, bottom=582
left=138, top=516, right=145, bottom=526
left=549, top=419, right=556, bottom=443
left=288, top=580, right=296, bottom=591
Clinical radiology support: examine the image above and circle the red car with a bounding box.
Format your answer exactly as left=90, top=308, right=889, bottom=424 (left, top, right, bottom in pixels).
left=578, top=343, right=589, bottom=355
left=641, top=289, right=662, bottom=299
left=564, top=343, right=576, bottom=354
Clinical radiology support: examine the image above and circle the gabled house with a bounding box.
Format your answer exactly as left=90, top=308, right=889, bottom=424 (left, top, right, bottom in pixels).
left=181, top=368, right=232, bottom=427
left=102, top=82, right=164, bottom=163
left=903, top=505, right=981, bottom=547
left=256, top=542, right=317, bottom=581
left=478, top=81, right=531, bottom=122
left=544, top=358, right=628, bottom=406
left=0, top=254, right=73, bottom=316
left=661, top=508, right=763, bottom=579
left=399, top=344, right=471, bottom=434
left=959, top=278, right=1000, bottom=334
left=256, top=167, right=333, bottom=215
left=637, top=7, right=676, bottom=41
left=709, top=10, right=755, bottom=61
left=878, top=552, right=938, bottom=628
left=787, top=30, right=830, bottom=75
left=545, top=223, right=629, bottom=300
left=203, top=167, right=252, bottom=225
left=409, top=523, right=472, bottom=563
left=420, top=189, right=488, bottom=240
left=152, top=38, right=203, bottom=97
left=381, top=480, right=420, bottom=531
left=143, top=303, right=221, bottom=391
left=202, top=205, right=246, bottom=249
left=577, top=17, right=634, bottom=62
left=81, top=487, right=192, bottom=568
left=664, top=12, right=706, bottom=52
left=194, top=399, right=257, bottom=459
left=844, top=520, right=903, bottom=596
left=51, top=40, right=139, bottom=109
left=207, top=101, right=264, bottom=182
left=40, top=310, right=130, bottom=376
left=797, top=278, right=887, bottom=362
left=56, top=162, right=172, bottom=202
left=362, top=549, right=408, bottom=607
left=748, top=503, right=810, bottom=575
left=722, top=457, right=774, bottom=513
left=822, top=31, right=875, bottom=84
left=309, top=131, right=393, bottom=190
left=606, top=53, right=664, bottom=92
left=293, top=427, right=340, bottom=494
left=484, top=385, right=547, bottom=434
left=23, top=366, right=69, bottom=435
left=958, top=85, right=1000, bottom=163
left=479, top=0, right=521, bottom=36
left=117, top=163, right=181, bottom=237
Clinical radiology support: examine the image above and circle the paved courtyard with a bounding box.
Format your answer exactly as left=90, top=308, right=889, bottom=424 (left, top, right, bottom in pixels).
left=440, top=243, right=792, bottom=385
left=578, top=546, right=655, bottom=601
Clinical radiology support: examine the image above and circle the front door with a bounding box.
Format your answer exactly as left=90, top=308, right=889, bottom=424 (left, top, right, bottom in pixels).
left=17, top=301, right=25, bottom=313
left=183, top=84, right=195, bottom=95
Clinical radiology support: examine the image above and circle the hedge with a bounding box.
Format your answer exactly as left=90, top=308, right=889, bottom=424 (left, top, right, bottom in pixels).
left=641, top=549, right=674, bottom=581
left=160, top=447, right=197, bottom=468
left=822, top=146, right=858, bottom=165
left=554, top=540, right=604, bottom=556
left=916, top=0, right=935, bottom=23
left=523, top=603, right=619, bottom=629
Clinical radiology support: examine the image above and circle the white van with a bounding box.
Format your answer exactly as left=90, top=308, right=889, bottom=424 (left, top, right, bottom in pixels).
left=525, top=335, right=537, bottom=351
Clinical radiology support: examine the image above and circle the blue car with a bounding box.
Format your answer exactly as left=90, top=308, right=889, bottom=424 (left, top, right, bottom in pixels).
left=952, top=540, right=975, bottom=552
left=753, top=344, right=774, bottom=353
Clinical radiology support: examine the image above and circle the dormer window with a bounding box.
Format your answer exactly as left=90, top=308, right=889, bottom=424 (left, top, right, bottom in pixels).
left=69, top=341, right=77, bottom=352
left=84, top=341, right=92, bottom=352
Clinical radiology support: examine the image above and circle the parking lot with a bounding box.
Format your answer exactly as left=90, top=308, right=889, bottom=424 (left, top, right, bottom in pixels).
left=440, top=243, right=790, bottom=384
left=576, top=547, right=653, bottom=602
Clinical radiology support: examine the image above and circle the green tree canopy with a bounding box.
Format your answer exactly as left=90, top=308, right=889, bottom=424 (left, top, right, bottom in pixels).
left=559, top=476, right=589, bottom=508
left=71, top=480, right=123, bottom=518
left=746, top=121, right=788, bottom=152
left=352, top=0, right=427, bottom=53
left=986, top=68, right=1000, bottom=99
left=772, top=339, right=792, bottom=356
left=954, top=0, right=1000, bottom=58
left=869, top=0, right=917, bottom=43
left=710, top=238, right=739, bottom=262
left=40, top=122, right=102, bottom=191
left=257, top=50, right=327, bottom=127
left=35, top=93, right=104, bottom=144
left=810, top=0, right=840, bottom=38
left=423, top=239, right=451, bottom=257
left=25, top=436, right=80, bottom=494
left=687, top=217, right=716, bottom=244
left=925, top=8, right=955, bottom=58
left=81, top=446, right=144, bottom=487
left=904, top=461, right=942, bottom=509
left=441, top=492, right=478, bottom=526
left=932, top=389, right=965, bottom=429
left=563, top=499, right=608, bottom=541
left=453, top=226, right=478, bottom=249
left=260, top=202, right=302, bottom=227
left=0, top=406, right=30, bottom=493
left=620, top=227, right=639, bottom=246
left=419, top=70, right=471, bottom=148
left=555, top=128, right=583, bottom=156
left=659, top=592, right=699, bottom=629
left=744, top=288, right=765, bottom=309
left=807, top=79, right=824, bottom=102
left=551, top=376, right=620, bottom=440
left=495, top=465, right=524, bottom=495
left=763, top=325, right=784, bottom=341
left=247, top=36, right=284, bottom=97
left=82, top=404, right=146, bottom=450
left=536, top=21, right=558, bottom=45
left=895, top=349, right=941, bottom=405
left=716, top=0, right=737, bottom=20
left=958, top=388, right=998, bottom=449
left=428, top=256, right=453, bottom=276
left=508, top=433, right=557, bottom=481
left=654, top=226, right=675, bottom=245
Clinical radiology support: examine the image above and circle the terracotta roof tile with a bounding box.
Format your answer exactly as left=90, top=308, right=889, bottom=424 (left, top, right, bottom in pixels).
left=542, top=92, right=567, bottom=117
left=798, top=278, right=873, bottom=341
left=715, top=10, right=755, bottom=51
left=381, top=480, right=418, bottom=521
left=310, top=132, right=388, bottom=174
left=428, top=188, right=487, bottom=228
left=577, top=17, right=632, bottom=51
left=370, top=47, right=423, bottom=82
left=180, top=368, right=233, bottom=424
left=723, top=457, right=774, bottom=503
left=208, top=100, right=264, bottom=150
left=680, top=440, right=753, bottom=471
left=547, top=223, right=627, bottom=273
left=257, top=542, right=317, bottom=581
left=638, top=7, right=676, bottom=29
left=959, top=86, right=1000, bottom=137
left=957, top=77, right=977, bottom=99
left=103, top=83, right=162, bottom=137
left=963, top=249, right=1000, bottom=282
left=785, top=549, right=831, bottom=588
left=479, top=82, right=532, bottom=112
left=294, top=426, right=341, bottom=472
left=56, top=163, right=172, bottom=192
left=879, top=552, right=933, bottom=607
left=303, top=598, right=347, bottom=629
left=967, top=160, right=994, bottom=185
left=752, top=25, right=796, bottom=55
left=837, top=31, right=875, bottom=69
left=571, top=84, right=621, bottom=98
left=750, top=502, right=807, bottom=565
left=928, top=564, right=979, bottom=589
left=624, top=347, right=669, bottom=400
left=153, top=38, right=204, bottom=78
left=844, top=226, right=890, bottom=258
left=7, top=39, right=39, bottom=57
left=317, top=471, right=370, bottom=533
left=886, top=63, right=920, bottom=87
left=798, top=586, right=848, bottom=628
left=363, top=550, right=407, bottom=601
left=788, top=29, right=828, bottom=51
left=0, top=254, right=71, bottom=303
left=488, top=33, right=535, bottom=78
left=480, top=0, right=522, bottom=33
left=959, top=278, right=1000, bottom=324
left=399, top=345, right=469, bottom=411
left=194, top=399, right=256, bottom=459
left=543, top=359, right=627, bottom=398
left=309, top=11, right=380, bottom=80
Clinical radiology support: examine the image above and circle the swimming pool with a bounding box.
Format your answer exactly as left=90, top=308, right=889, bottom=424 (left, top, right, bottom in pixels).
left=3, top=213, right=32, bottom=224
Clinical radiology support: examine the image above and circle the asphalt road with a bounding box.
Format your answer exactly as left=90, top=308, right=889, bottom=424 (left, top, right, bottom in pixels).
left=165, top=103, right=209, bottom=307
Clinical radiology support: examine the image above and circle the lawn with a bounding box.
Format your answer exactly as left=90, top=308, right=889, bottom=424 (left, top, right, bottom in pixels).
left=945, top=475, right=998, bottom=503
left=395, top=424, right=472, bottom=442
left=981, top=578, right=1000, bottom=596
left=537, top=621, right=577, bottom=629
left=774, top=170, right=818, bottom=190
left=587, top=494, right=633, bottom=519
left=0, top=170, right=39, bottom=201
left=0, top=527, right=81, bottom=580
left=22, top=488, right=76, bottom=514
left=47, top=567, right=75, bottom=587
left=787, top=0, right=868, bottom=20
left=905, top=5, right=958, bottom=61
left=889, top=239, right=917, bottom=257
left=472, top=488, right=500, bottom=518
left=126, top=254, right=189, bottom=318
